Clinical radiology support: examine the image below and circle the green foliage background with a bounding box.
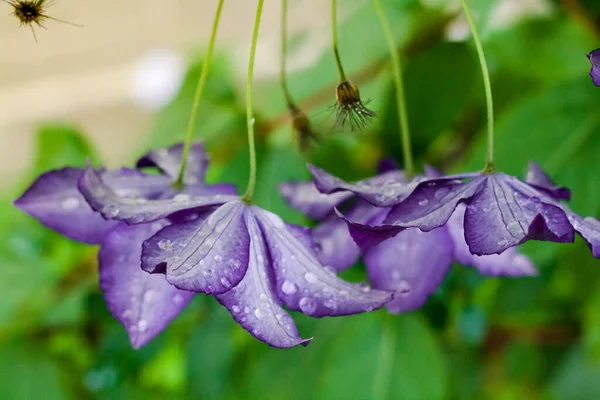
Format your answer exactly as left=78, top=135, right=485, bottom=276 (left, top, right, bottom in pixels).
left=2, top=0, right=600, bottom=398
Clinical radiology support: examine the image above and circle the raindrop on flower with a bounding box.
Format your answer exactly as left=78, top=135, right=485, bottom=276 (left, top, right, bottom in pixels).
left=173, top=193, right=190, bottom=203
left=418, top=199, right=429, bottom=207
left=158, top=239, right=174, bottom=251
left=281, top=280, right=298, bottom=295
left=254, top=309, right=263, bottom=320
left=137, top=320, right=148, bottom=333
left=143, top=290, right=158, bottom=304
left=299, top=297, right=317, bottom=315
left=497, top=237, right=509, bottom=247
left=61, top=197, right=80, bottom=210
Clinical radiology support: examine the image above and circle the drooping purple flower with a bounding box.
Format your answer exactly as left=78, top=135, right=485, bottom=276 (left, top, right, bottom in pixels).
left=15, top=143, right=237, bottom=348
left=310, top=163, right=596, bottom=257
left=77, top=165, right=393, bottom=348
left=587, top=49, right=600, bottom=87
left=281, top=162, right=536, bottom=313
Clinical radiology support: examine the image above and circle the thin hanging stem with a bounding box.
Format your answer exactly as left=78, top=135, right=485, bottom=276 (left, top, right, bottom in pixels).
left=280, top=0, right=294, bottom=106
left=373, top=0, right=414, bottom=178
left=331, top=0, right=347, bottom=81
left=175, top=0, right=224, bottom=186
left=373, top=316, right=397, bottom=400
left=242, top=0, right=265, bottom=202
left=460, top=0, right=495, bottom=172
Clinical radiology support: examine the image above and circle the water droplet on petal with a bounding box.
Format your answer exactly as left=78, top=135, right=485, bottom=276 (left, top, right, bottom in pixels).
left=104, top=205, right=120, bottom=218
left=324, top=298, right=338, bottom=311
left=418, top=199, right=429, bottom=207
left=173, top=193, right=190, bottom=203
left=281, top=280, right=298, bottom=295
left=497, top=237, right=509, bottom=247
left=232, top=305, right=241, bottom=313
left=244, top=306, right=250, bottom=314
left=158, top=239, right=174, bottom=251
left=506, top=221, right=522, bottom=236
left=299, top=297, right=317, bottom=315
left=61, top=197, right=80, bottom=210
left=398, top=280, right=411, bottom=295
left=137, top=320, right=148, bottom=333
left=254, top=309, right=263, bottom=319
left=434, top=187, right=449, bottom=200
left=143, top=290, right=158, bottom=304
left=304, top=272, right=318, bottom=283
left=259, top=293, right=268, bottom=302
left=358, top=282, right=371, bottom=292
left=220, top=277, right=231, bottom=289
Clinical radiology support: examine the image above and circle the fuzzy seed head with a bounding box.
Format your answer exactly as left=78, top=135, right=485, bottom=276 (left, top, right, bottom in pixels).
left=334, top=80, right=376, bottom=131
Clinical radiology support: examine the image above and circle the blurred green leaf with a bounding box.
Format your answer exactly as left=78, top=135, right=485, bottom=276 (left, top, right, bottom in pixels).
left=34, top=124, right=98, bottom=172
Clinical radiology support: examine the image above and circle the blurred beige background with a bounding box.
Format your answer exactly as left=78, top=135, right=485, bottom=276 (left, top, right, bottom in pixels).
left=0, top=0, right=333, bottom=186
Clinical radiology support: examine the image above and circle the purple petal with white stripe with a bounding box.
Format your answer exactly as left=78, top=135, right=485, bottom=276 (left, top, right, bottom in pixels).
left=137, top=143, right=209, bottom=184
left=78, top=165, right=236, bottom=224
left=142, top=201, right=250, bottom=294
left=214, top=213, right=311, bottom=348
left=14, top=168, right=119, bottom=244
left=308, top=164, right=412, bottom=207
left=256, top=208, right=392, bottom=317
left=525, top=162, right=570, bottom=201
left=99, top=222, right=194, bottom=349
left=365, top=227, right=453, bottom=313
left=464, top=175, right=574, bottom=255
left=447, top=205, right=536, bottom=276
left=280, top=181, right=351, bottom=220
left=566, top=209, right=600, bottom=258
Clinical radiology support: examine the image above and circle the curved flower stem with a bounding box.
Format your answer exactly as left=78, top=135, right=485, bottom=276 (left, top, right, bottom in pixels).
left=242, top=0, right=265, bottom=203
left=175, top=0, right=225, bottom=187
left=280, top=0, right=294, bottom=106
left=460, top=0, right=495, bottom=172
left=373, top=316, right=397, bottom=400
left=373, top=0, right=414, bottom=178
left=331, top=0, right=347, bottom=81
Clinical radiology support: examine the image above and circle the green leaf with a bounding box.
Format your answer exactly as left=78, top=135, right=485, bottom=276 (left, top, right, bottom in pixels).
left=34, top=124, right=98, bottom=172
left=0, top=342, right=74, bottom=400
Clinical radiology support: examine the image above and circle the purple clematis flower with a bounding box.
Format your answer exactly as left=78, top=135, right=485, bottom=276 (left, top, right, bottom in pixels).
left=587, top=49, right=600, bottom=86
left=281, top=161, right=535, bottom=313
left=309, top=162, right=600, bottom=259
left=76, top=163, right=393, bottom=348
left=15, top=143, right=237, bottom=348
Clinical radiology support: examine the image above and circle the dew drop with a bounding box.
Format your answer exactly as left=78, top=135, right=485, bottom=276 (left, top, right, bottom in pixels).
left=299, top=297, right=317, bottom=315
left=398, top=280, right=411, bottom=295
left=173, top=294, right=184, bottom=304
left=158, top=239, right=174, bottom=251
left=259, top=293, right=268, bottom=302
left=304, top=272, right=318, bottom=283
left=104, top=205, right=120, bottom=218
left=173, top=193, right=190, bottom=203
left=254, top=309, right=263, bottom=319
left=214, top=254, right=223, bottom=262
left=434, top=187, right=449, bottom=200
left=143, top=290, right=158, bottom=303
left=232, top=305, right=241, bottom=313
left=497, top=237, right=509, bottom=247
left=281, top=280, right=298, bottom=295
left=418, top=199, right=429, bottom=207
left=61, top=197, right=80, bottom=210
left=358, top=282, right=371, bottom=292
left=324, top=298, right=338, bottom=311
left=220, top=277, right=232, bottom=289
left=244, top=306, right=250, bottom=314
left=228, top=259, right=242, bottom=269
left=137, top=320, right=148, bottom=333
left=506, top=221, right=522, bottom=236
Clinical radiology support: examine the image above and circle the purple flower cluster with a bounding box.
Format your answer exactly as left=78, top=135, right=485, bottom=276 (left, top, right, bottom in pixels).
left=15, top=143, right=391, bottom=349
left=281, top=161, right=537, bottom=313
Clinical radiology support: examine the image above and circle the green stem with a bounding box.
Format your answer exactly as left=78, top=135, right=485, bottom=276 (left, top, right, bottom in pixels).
left=460, top=0, right=494, bottom=172
left=175, top=0, right=224, bottom=186
left=331, top=0, right=346, bottom=81
left=280, top=0, right=294, bottom=106
left=373, top=316, right=397, bottom=400
left=242, top=0, right=265, bottom=202
left=373, top=0, right=414, bottom=178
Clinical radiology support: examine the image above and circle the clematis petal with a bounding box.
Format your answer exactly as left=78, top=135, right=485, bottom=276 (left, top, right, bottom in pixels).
left=308, top=164, right=411, bottom=207
left=256, top=208, right=392, bottom=317
left=447, top=205, right=536, bottom=276
left=279, top=181, right=351, bottom=220
left=142, top=201, right=250, bottom=294
left=377, top=158, right=399, bottom=174
left=364, top=228, right=453, bottom=313
left=214, top=214, right=311, bottom=348
left=525, top=162, right=570, bottom=201
left=99, top=222, right=194, bottom=349
left=313, top=214, right=361, bottom=272
left=587, top=49, right=600, bottom=87
left=137, top=143, right=209, bottom=184
left=14, top=168, right=119, bottom=244
left=384, top=176, right=487, bottom=231
left=566, top=211, right=600, bottom=258
left=464, top=175, right=574, bottom=255
left=78, top=166, right=237, bottom=224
